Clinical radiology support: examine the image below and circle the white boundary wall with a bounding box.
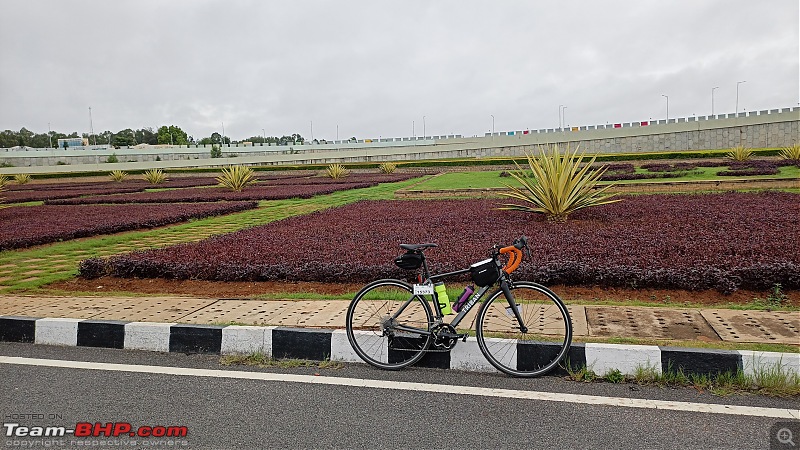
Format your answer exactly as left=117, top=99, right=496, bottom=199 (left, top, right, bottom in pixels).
left=1, top=108, right=797, bottom=175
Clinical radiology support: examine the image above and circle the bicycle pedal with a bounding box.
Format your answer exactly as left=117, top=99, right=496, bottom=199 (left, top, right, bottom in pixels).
left=460, top=334, right=469, bottom=342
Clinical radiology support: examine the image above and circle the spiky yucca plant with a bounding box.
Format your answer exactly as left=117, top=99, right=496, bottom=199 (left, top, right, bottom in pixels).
left=326, top=163, right=349, bottom=179
left=0, top=175, right=8, bottom=189
left=379, top=162, right=397, bottom=174
left=143, top=168, right=167, bottom=184
left=779, top=144, right=800, bottom=160
left=216, top=165, right=254, bottom=192
left=726, top=145, right=752, bottom=161
left=109, top=170, right=128, bottom=182
left=14, top=173, right=31, bottom=184
left=499, top=145, right=619, bottom=223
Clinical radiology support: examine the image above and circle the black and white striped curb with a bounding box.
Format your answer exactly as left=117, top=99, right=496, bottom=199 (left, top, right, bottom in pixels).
left=1, top=316, right=798, bottom=377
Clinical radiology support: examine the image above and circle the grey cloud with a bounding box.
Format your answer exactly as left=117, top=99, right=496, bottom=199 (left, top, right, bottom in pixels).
left=1, top=0, right=797, bottom=141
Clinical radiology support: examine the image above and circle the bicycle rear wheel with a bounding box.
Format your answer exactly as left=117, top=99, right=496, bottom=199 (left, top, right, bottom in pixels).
left=346, top=279, right=433, bottom=370
left=476, top=281, right=572, bottom=377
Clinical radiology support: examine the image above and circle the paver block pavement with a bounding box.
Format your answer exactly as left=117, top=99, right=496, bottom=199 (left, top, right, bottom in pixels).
left=586, top=307, right=720, bottom=341
left=701, top=309, right=800, bottom=344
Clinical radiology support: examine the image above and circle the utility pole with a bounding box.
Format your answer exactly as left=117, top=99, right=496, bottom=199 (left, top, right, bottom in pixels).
left=48, top=122, right=52, bottom=148
left=736, top=81, right=746, bottom=115
left=711, top=86, right=719, bottom=116
left=88, top=107, right=95, bottom=145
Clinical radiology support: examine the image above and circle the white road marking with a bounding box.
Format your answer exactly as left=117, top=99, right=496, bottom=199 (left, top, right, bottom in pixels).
left=1, top=356, right=797, bottom=419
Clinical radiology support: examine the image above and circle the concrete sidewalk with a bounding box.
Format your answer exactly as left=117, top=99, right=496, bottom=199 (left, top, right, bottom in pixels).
left=0, top=295, right=797, bottom=345
left=1, top=295, right=799, bottom=378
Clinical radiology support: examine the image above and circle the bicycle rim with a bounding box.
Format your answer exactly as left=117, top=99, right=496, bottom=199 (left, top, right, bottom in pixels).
left=346, top=279, right=433, bottom=370
left=476, top=281, right=572, bottom=377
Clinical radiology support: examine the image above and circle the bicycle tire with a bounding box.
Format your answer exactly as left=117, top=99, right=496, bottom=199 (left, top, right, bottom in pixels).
left=346, top=279, right=433, bottom=370
left=476, top=281, right=572, bottom=377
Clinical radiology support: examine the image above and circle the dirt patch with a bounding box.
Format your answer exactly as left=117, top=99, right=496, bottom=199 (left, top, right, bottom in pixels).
left=47, top=276, right=799, bottom=307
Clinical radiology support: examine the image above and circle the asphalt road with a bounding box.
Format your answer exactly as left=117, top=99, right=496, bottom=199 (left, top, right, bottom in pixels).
left=1, top=343, right=798, bottom=449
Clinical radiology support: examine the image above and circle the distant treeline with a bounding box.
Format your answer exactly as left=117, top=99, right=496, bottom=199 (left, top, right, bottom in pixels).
left=1, top=126, right=309, bottom=149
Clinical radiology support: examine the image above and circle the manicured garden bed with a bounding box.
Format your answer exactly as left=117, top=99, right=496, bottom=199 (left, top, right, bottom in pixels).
left=0, top=201, right=258, bottom=251
left=4, top=187, right=148, bottom=203
left=80, top=192, right=800, bottom=293
left=44, top=182, right=378, bottom=204
left=415, top=162, right=800, bottom=190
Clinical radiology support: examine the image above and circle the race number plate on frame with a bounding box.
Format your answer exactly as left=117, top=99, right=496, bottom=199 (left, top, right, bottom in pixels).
left=413, top=283, right=434, bottom=296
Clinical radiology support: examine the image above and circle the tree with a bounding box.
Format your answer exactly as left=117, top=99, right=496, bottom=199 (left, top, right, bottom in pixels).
left=0, top=130, right=17, bottom=148
left=97, top=131, right=113, bottom=145
left=157, top=125, right=188, bottom=145
left=135, top=127, right=158, bottom=145
left=112, top=129, right=136, bottom=147
left=210, top=132, right=222, bottom=145
left=198, top=137, right=213, bottom=145
left=18, top=128, right=34, bottom=147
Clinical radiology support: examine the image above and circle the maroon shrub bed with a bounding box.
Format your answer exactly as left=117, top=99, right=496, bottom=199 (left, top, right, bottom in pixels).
left=4, top=187, right=147, bottom=203
left=0, top=201, right=257, bottom=251
left=717, top=160, right=780, bottom=177
left=80, top=192, right=800, bottom=293
left=262, top=173, right=419, bottom=186
left=641, top=162, right=699, bottom=172
left=45, top=182, right=377, bottom=205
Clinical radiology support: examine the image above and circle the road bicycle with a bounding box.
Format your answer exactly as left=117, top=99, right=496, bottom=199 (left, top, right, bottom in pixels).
left=345, top=236, right=572, bottom=377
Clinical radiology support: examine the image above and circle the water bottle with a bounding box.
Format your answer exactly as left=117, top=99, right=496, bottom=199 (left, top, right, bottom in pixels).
left=434, top=282, right=452, bottom=315
left=453, top=285, right=474, bottom=313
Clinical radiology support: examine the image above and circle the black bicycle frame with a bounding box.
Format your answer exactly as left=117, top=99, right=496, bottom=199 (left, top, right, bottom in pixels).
left=389, top=264, right=528, bottom=336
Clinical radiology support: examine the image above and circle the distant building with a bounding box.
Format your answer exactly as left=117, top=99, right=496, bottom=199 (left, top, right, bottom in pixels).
left=57, top=137, right=88, bottom=148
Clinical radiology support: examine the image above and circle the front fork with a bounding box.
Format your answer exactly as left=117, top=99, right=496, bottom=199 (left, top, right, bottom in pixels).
left=500, top=278, right=528, bottom=333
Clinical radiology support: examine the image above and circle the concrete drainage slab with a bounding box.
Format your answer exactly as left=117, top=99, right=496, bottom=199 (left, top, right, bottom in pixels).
left=0, top=296, right=132, bottom=318
left=90, top=298, right=216, bottom=322
left=180, top=300, right=350, bottom=327
left=586, top=307, right=720, bottom=341
left=700, top=309, right=800, bottom=344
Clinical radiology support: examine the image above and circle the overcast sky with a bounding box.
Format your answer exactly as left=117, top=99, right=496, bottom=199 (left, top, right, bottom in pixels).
left=1, top=0, right=797, bottom=141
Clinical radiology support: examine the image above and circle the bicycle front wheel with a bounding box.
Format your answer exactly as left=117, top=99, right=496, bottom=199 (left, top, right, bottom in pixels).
left=346, top=279, right=433, bottom=370
left=476, top=281, right=572, bottom=377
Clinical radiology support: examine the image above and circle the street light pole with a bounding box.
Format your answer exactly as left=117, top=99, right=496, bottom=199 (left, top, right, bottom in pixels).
left=262, top=128, right=266, bottom=144
left=490, top=114, right=495, bottom=138
left=48, top=122, right=52, bottom=148
left=662, top=94, right=669, bottom=121
left=558, top=105, right=563, bottom=130
left=736, top=81, right=746, bottom=115
left=221, top=122, right=225, bottom=146
left=88, top=107, right=95, bottom=145
left=412, top=120, right=415, bottom=138
left=423, top=116, right=426, bottom=138
left=562, top=106, right=568, bottom=131
left=711, top=86, right=719, bottom=116
left=310, top=120, right=314, bottom=141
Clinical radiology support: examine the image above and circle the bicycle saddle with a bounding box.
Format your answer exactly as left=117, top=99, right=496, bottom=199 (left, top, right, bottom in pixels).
left=399, top=243, right=438, bottom=251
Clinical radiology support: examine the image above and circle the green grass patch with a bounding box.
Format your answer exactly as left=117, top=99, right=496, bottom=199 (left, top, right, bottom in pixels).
left=219, top=351, right=344, bottom=369
left=411, top=165, right=799, bottom=191
left=569, top=361, right=800, bottom=397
